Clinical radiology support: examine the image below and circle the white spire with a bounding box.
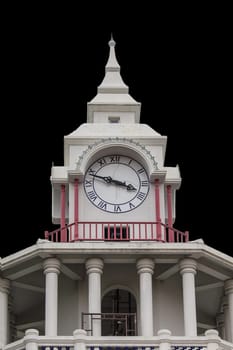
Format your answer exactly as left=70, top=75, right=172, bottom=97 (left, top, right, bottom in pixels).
left=97, top=35, right=129, bottom=93
left=87, top=36, right=141, bottom=123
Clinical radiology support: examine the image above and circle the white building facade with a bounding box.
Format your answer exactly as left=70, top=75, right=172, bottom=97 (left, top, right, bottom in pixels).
left=0, top=37, right=233, bottom=350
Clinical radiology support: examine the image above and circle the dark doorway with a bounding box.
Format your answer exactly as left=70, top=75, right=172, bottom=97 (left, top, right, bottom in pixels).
left=101, top=288, right=137, bottom=336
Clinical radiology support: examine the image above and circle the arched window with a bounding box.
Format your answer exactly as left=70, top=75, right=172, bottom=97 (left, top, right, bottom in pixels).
left=101, top=288, right=137, bottom=336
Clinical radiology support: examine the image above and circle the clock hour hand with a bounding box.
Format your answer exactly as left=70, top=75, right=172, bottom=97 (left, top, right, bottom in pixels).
left=90, top=174, right=136, bottom=191
left=90, top=174, right=112, bottom=183
left=126, top=184, right=137, bottom=191
left=110, top=179, right=136, bottom=191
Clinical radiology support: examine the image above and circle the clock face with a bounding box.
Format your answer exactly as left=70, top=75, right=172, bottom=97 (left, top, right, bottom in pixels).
left=84, top=155, right=150, bottom=213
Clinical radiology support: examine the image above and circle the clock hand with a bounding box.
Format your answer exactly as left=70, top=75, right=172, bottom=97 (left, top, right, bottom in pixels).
left=90, top=174, right=112, bottom=183
left=126, top=184, right=137, bottom=191
left=90, top=174, right=136, bottom=191
left=111, top=179, right=136, bottom=191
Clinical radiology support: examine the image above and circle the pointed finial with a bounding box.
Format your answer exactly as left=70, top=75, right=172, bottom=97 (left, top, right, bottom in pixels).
left=109, top=33, right=115, bottom=47
left=105, top=34, right=119, bottom=72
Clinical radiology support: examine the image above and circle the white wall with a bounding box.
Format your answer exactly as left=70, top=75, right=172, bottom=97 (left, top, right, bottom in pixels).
left=58, top=275, right=79, bottom=335
left=102, top=264, right=138, bottom=299
left=153, top=274, right=184, bottom=335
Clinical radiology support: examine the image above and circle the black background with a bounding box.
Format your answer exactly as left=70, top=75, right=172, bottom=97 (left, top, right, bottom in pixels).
left=1, top=5, right=232, bottom=257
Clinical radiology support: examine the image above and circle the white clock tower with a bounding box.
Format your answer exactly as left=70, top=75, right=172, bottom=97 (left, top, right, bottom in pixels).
left=50, top=36, right=182, bottom=244
left=0, top=37, right=233, bottom=350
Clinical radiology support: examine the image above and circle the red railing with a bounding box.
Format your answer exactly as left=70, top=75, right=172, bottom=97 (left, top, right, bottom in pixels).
left=44, top=221, right=189, bottom=243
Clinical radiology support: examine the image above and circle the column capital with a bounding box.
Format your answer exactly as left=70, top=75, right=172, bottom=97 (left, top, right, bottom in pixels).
left=0, top=277, right=10, bottom=294
left=179, top=258, right=197, bottom=276
left=224, top=279, right=233, bottom=295
left=136, top=258, right=154, bottom=275
left=86, top=258, right=104, bottom=275
left=43, top=257, right=61, bottom=275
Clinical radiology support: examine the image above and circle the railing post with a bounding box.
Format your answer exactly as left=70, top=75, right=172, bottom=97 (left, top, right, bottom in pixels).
left=74, top=179, right=79, bottom=240
left=155, top=179, right=162, bottom=240
left=166, top=185, right=174, bottom=242
left=157, top=329, right=171, bottom=350
left=24, top=329, right=39, bottom=350
left=73, top=329, right=87, bottom=350
left=205, top=329, right=220, bottom=350
left=60, top=184, right=66, bottom=242
left=185, top=230, right=189, bottom=242
left=44, top=230, right=49, bottom=239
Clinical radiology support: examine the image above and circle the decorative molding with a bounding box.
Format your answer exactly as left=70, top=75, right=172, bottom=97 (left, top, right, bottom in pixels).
left=76, top=137, right=159, bottom=171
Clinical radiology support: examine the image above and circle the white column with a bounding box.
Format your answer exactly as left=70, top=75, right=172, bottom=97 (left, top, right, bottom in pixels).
left=43, top=258, right=61, bottom=336
left=179, top=258, right=197, bottom=336
left=85, top=258, right=104, bottom=336
left=222, top=296, right=230, bottom=342
left=224, top=279, right=233, bottom=342
left=136, top=258, right=154, bottom=336
left=0, top=278, right=10, bottom=347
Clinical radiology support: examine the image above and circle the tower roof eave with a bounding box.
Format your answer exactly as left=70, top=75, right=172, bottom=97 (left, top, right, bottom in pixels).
left=1, top=240, right=233, bottom=273
left=88, top=93, right=140, bottom=105
left=97, top=72, right=129, bottom=94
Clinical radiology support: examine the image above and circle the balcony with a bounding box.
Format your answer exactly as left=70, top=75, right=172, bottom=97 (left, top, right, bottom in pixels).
left=44, top=221, right=189, bottom=243
left=4, top=328, right=233, bottom=350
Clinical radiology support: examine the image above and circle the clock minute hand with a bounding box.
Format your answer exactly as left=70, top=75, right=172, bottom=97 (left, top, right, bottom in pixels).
left=90, top=174, right=124, bottom=186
